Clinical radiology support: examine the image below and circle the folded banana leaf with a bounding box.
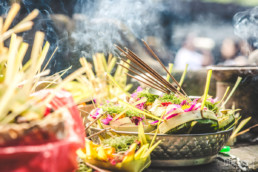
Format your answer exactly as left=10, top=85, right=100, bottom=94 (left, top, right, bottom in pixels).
left=218, top=110, right=235, bottom=131
left=78, top=122, right=161, bottom=172
left=159, top=110, right=218, bottom=134
left=84, top=157, right=150, bottom=172
left=166, top=119, right=218, bottom=134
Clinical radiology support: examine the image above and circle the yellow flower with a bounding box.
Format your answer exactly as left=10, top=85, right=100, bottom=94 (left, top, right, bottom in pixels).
left=181, top=104, right=190, bottom=110
left=145, top=102, right=152, bottom=106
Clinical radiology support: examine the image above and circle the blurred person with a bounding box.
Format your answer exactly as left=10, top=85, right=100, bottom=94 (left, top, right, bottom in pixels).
left=174, top=34, right=213, bottom=70
left=246, top=37, right=258, bottom=65
left=219, top=38, right=248, bottom=66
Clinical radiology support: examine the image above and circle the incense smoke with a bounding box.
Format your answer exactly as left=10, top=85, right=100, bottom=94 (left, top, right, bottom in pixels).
left=234, top=6, right=258, bottom=49
left=71, top=0, right=168, bottom=58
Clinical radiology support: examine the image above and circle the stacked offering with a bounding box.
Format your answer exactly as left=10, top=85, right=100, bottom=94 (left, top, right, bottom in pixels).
left=0, top=4, right=85, bottom=171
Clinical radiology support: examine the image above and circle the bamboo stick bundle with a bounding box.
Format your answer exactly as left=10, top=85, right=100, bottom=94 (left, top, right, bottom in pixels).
left=71, top=53, right=132, bottom=105
left=0, top=3, right=86, bottom=124
left=115, top=42, right=187, bottom=98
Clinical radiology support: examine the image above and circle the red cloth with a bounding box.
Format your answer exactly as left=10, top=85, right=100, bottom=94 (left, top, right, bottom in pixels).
left=0, top=90, right=85, bottom=172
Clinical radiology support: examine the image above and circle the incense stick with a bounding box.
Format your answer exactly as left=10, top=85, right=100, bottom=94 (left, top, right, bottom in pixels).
left=115, top=45, right=183, bottom=96
left=141, top=40, right=187, bottom=96
left=126, top=73, right=168, bottom=93
left=118, top=57, right=170, bottom=92
left=118, top=63, right=169, bottom=93
left=87, top=128, right=111, bottom=139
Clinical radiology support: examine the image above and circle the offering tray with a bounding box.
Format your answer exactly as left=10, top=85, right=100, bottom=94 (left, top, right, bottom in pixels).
left=89, top=127, right=233, bottom=167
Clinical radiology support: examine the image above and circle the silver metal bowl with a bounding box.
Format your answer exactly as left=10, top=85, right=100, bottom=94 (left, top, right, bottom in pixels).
left=89, top=127, right=233, bottom=167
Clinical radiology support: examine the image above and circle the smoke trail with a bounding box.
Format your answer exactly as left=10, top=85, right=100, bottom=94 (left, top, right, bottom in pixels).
left=233, top=6, right=258, bottom=49
left=71, top=0, right=168, bottom=59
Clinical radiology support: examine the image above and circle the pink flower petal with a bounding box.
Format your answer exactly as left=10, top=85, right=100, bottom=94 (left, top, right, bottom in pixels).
left=101, top=115, right=113, bottom=125
left=166, top=108, right=177, bottom=115
left=151, top=120, right=159, bottom=124
left=131, top=116, right=143, bottom=125
left=131, top=86, right=143, bottom=98
left=180, top=100, right=187, bottom=105
left=166, top=113, right=179, bottom=120
left=90, top=108, right=102, bottom=119
left=184, top=104, right=195, bottom=112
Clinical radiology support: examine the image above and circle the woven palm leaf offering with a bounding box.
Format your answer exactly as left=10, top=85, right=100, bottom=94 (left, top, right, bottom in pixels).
left=0, top=3, right=85, bottom=171
left=77, top=122, right=161, bottom=172
left=87, top=41, right=241, bottom=134
left=63, top=54, right=133, bottom=122
left=87, top=40, right=251, bottom=166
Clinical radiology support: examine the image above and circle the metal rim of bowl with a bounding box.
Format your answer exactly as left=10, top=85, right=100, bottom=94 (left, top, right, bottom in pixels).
left=89, top=127, right=234, bottom=137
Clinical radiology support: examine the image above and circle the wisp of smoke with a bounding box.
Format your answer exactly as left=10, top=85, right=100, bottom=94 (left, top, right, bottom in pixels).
left=234, top=6, right=258, bottom=49
left=72, top=0, right=166, bottom=58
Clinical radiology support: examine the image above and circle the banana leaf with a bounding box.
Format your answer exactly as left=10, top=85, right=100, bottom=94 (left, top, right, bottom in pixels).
left=159, top=110, right=218, bottom=134
left=85, top=157, right=150, bottom=172
left=166, top=119, right=218, bottom=134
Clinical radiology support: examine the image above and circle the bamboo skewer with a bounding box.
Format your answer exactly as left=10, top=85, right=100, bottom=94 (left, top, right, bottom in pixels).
left=42, top=46, right=58, bottom=71
left=16, top=9, right=39, bottom=26
left=87, top=128, right=111, bottom=139
left=85, top=113, right=104, bottom=132
left=166, top=63, right=173, bottom=82
left=2, top=3, right=20, bottom=33
left=0, top=3, right=39, bottom=42
left=23, top=31, right=45, bottom=95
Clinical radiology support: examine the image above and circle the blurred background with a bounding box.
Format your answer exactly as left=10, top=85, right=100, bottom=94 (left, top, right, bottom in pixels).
left=1, top=0, right=258, bottom=73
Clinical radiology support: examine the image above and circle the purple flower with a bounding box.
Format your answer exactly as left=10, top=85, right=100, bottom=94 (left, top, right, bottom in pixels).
left=101, top=115, right=113, bottom=125
left=131, top=116, right=143, bottom=125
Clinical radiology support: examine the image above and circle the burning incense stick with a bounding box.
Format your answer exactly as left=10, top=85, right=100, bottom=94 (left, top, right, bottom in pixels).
left=118, top=57, right=170, bottom=92
left=115, top=44, right=186, bottom=97
left=118, top=63, right=169, bottom=93
left=141, top=40, right=187, bottom=96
